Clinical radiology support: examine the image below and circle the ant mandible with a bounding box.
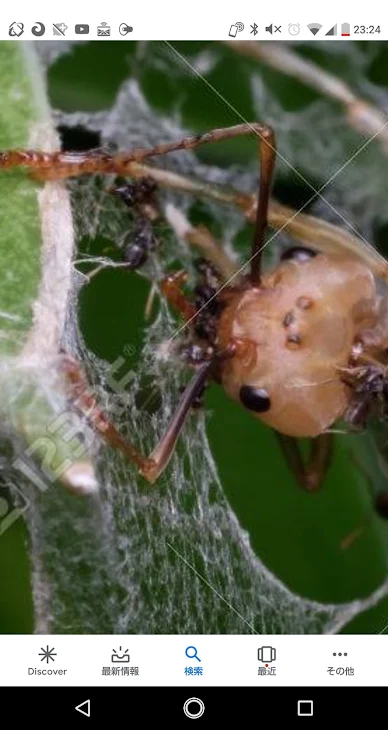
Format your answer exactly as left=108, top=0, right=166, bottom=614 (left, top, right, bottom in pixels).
left=2, top=123, right=388, bottom=500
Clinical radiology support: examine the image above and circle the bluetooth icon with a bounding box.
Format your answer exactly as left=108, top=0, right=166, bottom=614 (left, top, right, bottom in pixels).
left=250, top=23, right=258, bottom=35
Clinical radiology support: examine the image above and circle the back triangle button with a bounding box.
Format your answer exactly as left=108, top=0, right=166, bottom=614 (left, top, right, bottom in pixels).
left=75, top=700, right=91, bottom=717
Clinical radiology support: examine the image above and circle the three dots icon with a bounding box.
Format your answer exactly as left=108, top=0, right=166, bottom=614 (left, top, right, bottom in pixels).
left=333, top=652, right=348, bottom=657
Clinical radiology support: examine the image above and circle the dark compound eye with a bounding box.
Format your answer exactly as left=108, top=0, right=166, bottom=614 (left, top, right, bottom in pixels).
left=239, top=385, right=271, bottom=413
left=281, top=246, right=317, bottom=263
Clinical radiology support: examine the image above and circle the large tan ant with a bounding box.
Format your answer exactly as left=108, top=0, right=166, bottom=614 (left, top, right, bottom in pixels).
left=2, top=123, right=388, bottom=511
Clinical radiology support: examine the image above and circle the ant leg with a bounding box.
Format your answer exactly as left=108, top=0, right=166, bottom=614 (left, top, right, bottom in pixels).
left=0, top=122, right=276, bottom=182
left=165, top=207, right=238, bottom=282
left=62, top=354, right=213, bottom=484
left=187, top=226, right=238, bottom=282
left=250, top=126, right=276, bottom=286
left=160, top=271, right=196, bottom=320
left=275, top=432, right=333, bottom=492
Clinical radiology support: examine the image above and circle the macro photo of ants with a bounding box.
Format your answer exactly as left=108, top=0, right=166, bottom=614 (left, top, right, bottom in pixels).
left=2, top=120, right=388, bottom=522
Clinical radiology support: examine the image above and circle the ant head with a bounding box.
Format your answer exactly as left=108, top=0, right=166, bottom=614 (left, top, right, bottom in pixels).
left=216, top=252, right=376, bottom=439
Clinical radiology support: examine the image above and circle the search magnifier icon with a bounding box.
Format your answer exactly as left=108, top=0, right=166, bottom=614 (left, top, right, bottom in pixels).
left=185, top=645, right=201, bottom=662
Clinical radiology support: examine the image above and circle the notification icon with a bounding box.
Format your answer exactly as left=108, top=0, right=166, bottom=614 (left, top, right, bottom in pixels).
left=9, top=22, right=24, bottom=37
left=75, top=24, right=90, bottom=35
left=119, top=23, right=133, bottom=35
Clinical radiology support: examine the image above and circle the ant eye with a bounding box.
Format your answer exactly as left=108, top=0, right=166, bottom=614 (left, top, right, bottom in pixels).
left=239, top=386, right=271, bottom=413
left=281, top=246, right=317, bottom=263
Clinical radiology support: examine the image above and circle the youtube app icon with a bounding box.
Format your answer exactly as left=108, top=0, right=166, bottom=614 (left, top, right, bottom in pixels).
left=75, top=24, right=89, bottom=34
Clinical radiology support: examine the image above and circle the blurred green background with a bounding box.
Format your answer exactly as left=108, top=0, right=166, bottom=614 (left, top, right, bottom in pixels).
left=2, top=40, right=388, bottom=634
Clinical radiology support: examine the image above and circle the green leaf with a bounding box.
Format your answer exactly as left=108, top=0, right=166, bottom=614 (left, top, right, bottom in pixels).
left=0, top=42, right=98, bottom=616
left=0, top=42, right=44, bottom=346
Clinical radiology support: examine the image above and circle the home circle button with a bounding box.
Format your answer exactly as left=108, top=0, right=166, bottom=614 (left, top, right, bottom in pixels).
left=183, top=697, right=205, bottom=719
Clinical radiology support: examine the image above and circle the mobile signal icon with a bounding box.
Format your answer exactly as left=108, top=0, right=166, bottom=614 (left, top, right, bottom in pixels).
left=325, top=24, right=337, bottom=36
left=307, top=22, right=322, bottom=35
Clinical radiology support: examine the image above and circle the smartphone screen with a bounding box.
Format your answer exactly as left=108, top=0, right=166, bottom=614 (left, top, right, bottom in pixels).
left=0, top=0, right=387, bottom=720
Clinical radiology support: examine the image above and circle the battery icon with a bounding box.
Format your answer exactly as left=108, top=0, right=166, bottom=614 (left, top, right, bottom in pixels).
left=341, top=22, right=350, bottom=36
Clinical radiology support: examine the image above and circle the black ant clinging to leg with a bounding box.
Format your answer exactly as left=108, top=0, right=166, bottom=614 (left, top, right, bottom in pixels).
left=112, top=180, right=224, bottom=355
left=112, top=179, right=160, bottom=270
left=112, top=183, right=224, bottom=409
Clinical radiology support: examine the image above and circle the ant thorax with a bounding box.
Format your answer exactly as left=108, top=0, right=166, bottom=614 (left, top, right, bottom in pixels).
left=216, top=252, right=378, bottom=438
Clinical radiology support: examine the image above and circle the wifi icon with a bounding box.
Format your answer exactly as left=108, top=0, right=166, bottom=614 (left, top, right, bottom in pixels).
left=307, top=23, right=322, bottom=35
